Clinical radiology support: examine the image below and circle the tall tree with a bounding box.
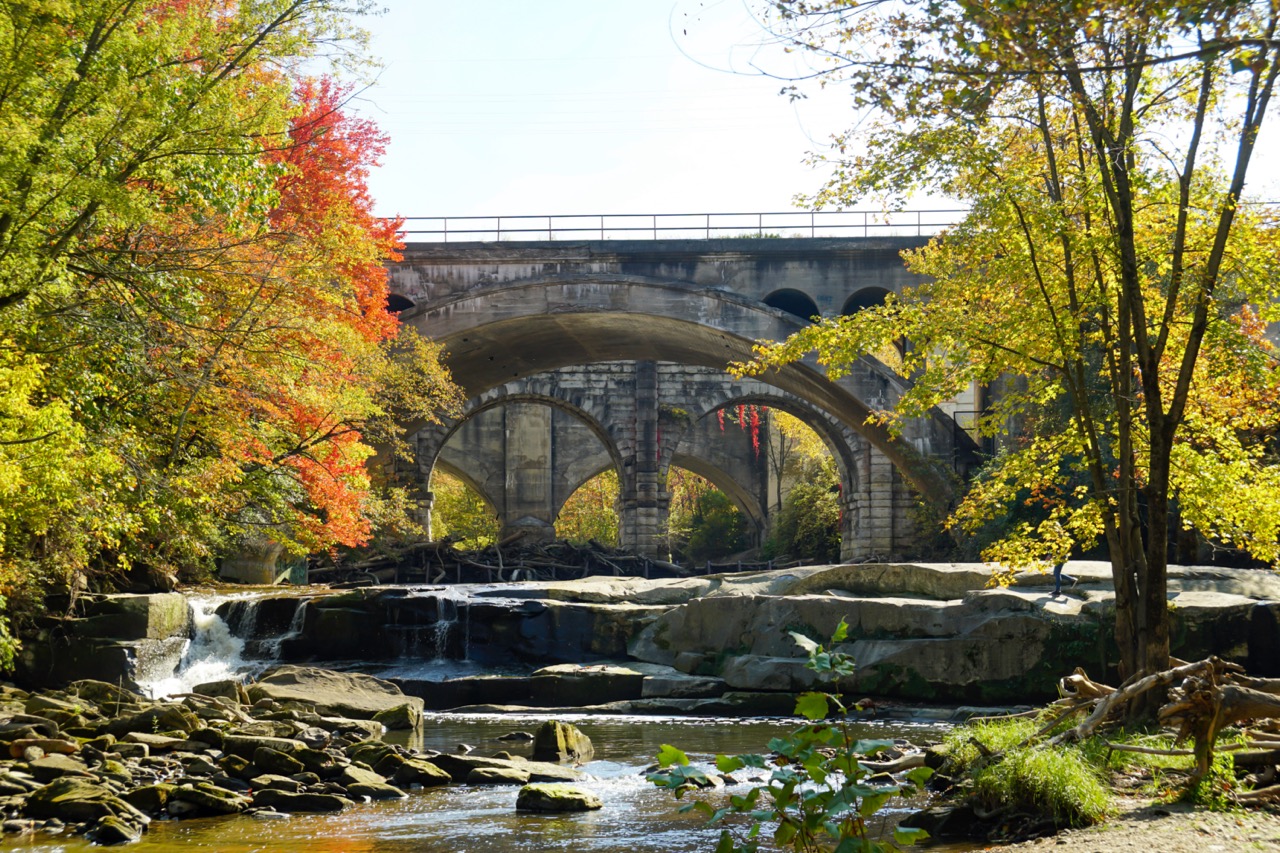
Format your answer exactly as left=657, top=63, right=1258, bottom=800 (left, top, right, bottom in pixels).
left=0, top=0, right=458, bottom=653
left=741, top=0, right=1280, bottom=680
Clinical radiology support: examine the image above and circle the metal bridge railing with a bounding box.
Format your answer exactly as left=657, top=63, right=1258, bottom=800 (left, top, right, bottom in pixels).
left=396, top=210, right=969, bottom=243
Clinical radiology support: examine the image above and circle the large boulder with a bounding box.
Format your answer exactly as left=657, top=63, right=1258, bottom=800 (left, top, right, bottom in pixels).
left=425, top=753, right=581, bottom=784
left=515, top=783, right=602, bottom=812
left=531, top=721, right=593, bottom=764
left=246, top=666, right=423, bottom=720
left=77, top=593, right=191, bottom=640
left=25, top=777, right=149, bottom=824
left=392, top=758, right=452, bottom=787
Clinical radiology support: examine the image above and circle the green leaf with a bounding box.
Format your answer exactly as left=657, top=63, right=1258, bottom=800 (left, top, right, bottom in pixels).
left=656, top=743, right=690, bottom=767
left=790, top=631, right=820, bottom=654
left=894, top=825, right=931, bottom=844
left=692, top=800, right=717, bottom=817
left=794, top=691, right=831, bottom=721
left=716, top=754, right=746, bottom=773
left=858, top=791, right=892, bottom=817
left=851, top=739, right=895, bottom=758
left=714, top=830, right=736, bottom=853
left=831, top=618, right=849, bottom=643
left=906, top=765, right=934, bottom=787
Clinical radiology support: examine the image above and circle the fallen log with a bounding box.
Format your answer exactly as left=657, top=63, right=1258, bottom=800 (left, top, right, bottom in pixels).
left=1050, top=659, right=1229, bottom=747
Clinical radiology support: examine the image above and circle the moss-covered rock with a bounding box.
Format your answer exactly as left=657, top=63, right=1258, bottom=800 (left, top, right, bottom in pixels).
left=169, top=783, right=251, bottom=815
left=515, top=783, right=602, bottom=812
left=466, top=766, right=529, bottom=785
left=531, top=721, right=593, bottom=764
left=124, top=784, right=176, bottom=814
left=371, top=702, right=421, bottom=732
left=391, top=758, right=451, bottom=787
left=252, top=789, right=351, bottom=813
left=25, top=777, right=147, bottom=824
left=84, top=815, right=142, bottom=846
left=345, top=781, right=407, bottom=800
left=252, top=747, right=304, bottom=776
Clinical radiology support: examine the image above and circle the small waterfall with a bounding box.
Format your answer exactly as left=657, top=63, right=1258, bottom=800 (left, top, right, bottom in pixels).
left=256, top=598, right=308, bottom=659
left=136, top=596, right=247, bottom=698
left=431, top=596, right=458, bottom=659
left=424, top=590, right=471, bottom=662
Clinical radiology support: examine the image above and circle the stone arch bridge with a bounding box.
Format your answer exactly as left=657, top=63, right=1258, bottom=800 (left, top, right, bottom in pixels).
left=388, top=237, right=981, bottom=560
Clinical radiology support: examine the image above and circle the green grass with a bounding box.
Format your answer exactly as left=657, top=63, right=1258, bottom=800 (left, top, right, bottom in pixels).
left=941, top=715, right=1110, bottom=828
left=939, top=715, right=1043, bottom=771
left=972, top=743, right=1111, bottom=827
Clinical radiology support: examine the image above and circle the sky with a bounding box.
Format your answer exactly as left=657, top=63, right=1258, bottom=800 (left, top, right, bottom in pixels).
left=354, top=1, right=862, bottom=223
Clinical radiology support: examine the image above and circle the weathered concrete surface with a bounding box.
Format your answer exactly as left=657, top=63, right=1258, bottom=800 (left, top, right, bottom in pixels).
left=392, top=239, right=979, bottom=559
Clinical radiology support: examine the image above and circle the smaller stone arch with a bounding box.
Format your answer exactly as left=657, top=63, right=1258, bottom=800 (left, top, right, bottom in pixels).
left=668, top=453, right=766, bottom=547
left=841, top=287, right=893, bottom=315
left=386, top=293, right=415, bottom=313
left=415, top=385, right=624, bottom=543
left=763, top=288, right=821, bottom=322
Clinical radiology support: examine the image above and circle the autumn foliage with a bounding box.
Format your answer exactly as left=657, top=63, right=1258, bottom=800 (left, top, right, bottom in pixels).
left=0, top=0, right=458, bottom=656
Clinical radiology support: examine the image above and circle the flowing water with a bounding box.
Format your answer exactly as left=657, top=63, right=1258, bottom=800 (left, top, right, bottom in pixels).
left=135, top=594, right=279, bottom=698
left=22, top=590, right=958, bottom=852
left=0, top=714, right=946, bottom=852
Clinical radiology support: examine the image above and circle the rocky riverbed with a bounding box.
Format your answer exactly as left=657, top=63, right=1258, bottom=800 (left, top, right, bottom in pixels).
left=0, top=666, right=609, bottom=846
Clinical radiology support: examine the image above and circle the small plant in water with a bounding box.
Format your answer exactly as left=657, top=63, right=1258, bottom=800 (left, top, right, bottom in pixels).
left=648, top=620, right=931, bottom=852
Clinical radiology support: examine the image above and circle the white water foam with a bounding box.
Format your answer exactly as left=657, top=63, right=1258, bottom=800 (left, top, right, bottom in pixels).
left=137, top=594, right=264, bottom=699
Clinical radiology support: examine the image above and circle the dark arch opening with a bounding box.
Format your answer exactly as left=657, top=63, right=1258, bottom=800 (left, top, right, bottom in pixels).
left=841, top=287, right=892, bottom=315
left=763, top=289, right=820, bottom=322
left=842, top=287, right=908, bottom=365
left=386, top=293, right=415, bottom=313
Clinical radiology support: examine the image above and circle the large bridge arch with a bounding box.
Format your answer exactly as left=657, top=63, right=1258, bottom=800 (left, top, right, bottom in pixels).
left=400, top=280, right=967, bottom=509
left=411, top=363, right=925, bottom=560
left=389, top=238, right=977, bottom=559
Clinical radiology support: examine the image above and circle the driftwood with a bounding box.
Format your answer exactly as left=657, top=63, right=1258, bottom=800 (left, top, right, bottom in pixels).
left=310, top=537, right=702, bottom=587
left=858, top=753, right=927, bottom=774
left=1160, top=679, right=1280, bottom=776
left=1020, top=655, right=1280, bottom=805
left=1048, top=658, right=1235, bottom=747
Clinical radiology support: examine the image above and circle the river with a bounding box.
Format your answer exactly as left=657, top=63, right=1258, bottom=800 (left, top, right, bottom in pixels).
left=0, top=713, right=946, bottom=852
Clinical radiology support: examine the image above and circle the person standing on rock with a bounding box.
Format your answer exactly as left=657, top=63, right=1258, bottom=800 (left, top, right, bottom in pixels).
left=1052, top=561, right=1077, bottom=597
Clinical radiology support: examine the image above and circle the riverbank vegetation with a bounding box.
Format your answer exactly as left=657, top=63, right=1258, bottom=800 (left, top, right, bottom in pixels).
left=0, top=1, right=459, bottom=659
left=742, top=0, right=1280, bottom=686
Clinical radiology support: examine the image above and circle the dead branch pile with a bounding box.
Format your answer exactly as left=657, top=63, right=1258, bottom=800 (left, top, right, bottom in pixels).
left=308, top=534, right=813, bottom=587
left=308, top=536, right=698, bottom=586
left=1008, top=656, right=1280, bottom=805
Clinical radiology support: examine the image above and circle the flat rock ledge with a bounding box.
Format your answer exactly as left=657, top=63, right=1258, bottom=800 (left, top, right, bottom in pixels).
left=379, top=562, right=1280, bottom=707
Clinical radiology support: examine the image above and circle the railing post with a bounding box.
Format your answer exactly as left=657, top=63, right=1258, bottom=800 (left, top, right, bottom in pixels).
left=653, top=214, right=657, bottom=240
left=600, top=215, right=604, bottom=240
left=443, top=217, right=448, bottom=243
left=757, top=212, right=762, bottom=237
left=547, top=216, right=552, bottom=241
left=496, top=216, right=501, bottom=242
left=706, top=213, right=710, bottom=240
left=811, top=211, right=815, bottom=238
